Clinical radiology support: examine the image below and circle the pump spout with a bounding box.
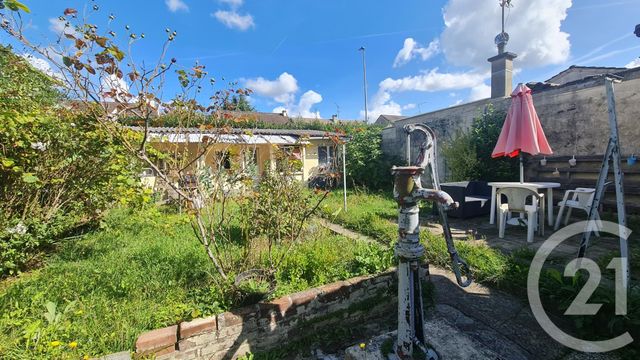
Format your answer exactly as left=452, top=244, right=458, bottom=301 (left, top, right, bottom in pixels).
left=412, top=188, right=458, bottom=210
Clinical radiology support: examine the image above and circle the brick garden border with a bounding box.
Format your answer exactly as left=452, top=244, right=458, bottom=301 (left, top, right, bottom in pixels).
left=133, top=269, right=398, bottom=360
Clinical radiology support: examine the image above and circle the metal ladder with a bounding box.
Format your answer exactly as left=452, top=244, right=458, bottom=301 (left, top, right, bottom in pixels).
left=577, top=76, right=630, bottom=288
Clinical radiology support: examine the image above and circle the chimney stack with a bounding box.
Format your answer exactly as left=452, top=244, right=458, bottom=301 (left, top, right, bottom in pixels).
left=281, top=109, right=288, bottom=117
left=488, top=52, right=517, bottom=98
left=330, top=114, right=338, bottom=123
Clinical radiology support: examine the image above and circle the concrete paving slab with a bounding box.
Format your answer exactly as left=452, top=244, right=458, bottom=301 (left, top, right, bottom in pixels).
left=344, top=318, right=503, bottom=360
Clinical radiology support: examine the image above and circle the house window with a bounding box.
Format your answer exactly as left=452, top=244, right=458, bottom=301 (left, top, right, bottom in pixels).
left=318, top=145, right=334, bottom=166
left=216, top=151, right=231, bottom=170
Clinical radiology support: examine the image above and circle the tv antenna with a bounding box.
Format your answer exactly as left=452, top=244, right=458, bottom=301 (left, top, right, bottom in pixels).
left=496, top=0, right=513, bottom=53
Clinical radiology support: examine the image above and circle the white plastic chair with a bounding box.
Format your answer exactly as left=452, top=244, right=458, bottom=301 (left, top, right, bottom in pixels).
left=554, top=187, right=601, bottom=233
left=497, top=187, right=545, bottom=243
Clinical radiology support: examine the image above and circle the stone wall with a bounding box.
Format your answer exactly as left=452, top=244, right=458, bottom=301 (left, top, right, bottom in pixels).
left=382, top=68, right=640, bottom=181
left=132, top=271, right=397, bottom=360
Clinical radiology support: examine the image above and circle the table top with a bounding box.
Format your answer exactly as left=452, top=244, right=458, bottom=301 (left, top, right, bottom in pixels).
left=487, top=181, right=561, bottom=189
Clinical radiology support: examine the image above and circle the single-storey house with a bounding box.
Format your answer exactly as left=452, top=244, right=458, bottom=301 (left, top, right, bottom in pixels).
left=134, top=126, right=344, bottom=184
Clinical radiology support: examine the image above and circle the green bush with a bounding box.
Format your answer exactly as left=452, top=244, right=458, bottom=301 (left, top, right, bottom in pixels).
left=441, top=131, right=479, bottom=181
left=345, top=126, right=399, bottom=191
left=0, top=46, right=142, bottom=276
left=442, top=105, right=519, bottom=182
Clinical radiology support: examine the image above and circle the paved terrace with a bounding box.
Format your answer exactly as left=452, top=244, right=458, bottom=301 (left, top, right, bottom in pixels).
left=422, top=213, right=635, bottom=265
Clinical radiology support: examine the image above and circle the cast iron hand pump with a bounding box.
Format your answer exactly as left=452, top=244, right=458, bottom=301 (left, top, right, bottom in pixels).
left=391, top=123, right=471, bottom=360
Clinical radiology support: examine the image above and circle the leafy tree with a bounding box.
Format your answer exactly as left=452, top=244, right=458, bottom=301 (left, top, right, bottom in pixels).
left=470, top=106, right=519, bottom=181
left=441, top=131, right=479, bottom=181
left=0, top=46, right=60, bottom=112
left=441, top=105, right=518, bottom=182
left=345, top=126, right=397, bottom=190
left=223, top=94, right=255, bottom=112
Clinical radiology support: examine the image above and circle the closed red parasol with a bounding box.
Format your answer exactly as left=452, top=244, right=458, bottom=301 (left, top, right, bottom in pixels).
left=492, top=83, right=553, bottom=182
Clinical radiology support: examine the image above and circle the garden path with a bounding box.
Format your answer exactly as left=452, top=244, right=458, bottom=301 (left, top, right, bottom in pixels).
left=316, top=218, right=378, bottom=244
left=338, top=264, right=620, bottom=360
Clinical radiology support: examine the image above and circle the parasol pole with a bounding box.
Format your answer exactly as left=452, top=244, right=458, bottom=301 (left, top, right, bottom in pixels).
left=519, top=152, right=524, bottom=183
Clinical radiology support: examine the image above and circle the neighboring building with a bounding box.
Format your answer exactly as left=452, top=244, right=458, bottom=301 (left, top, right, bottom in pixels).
left=382, top=17, right=640, bottom=177
left=373, top=114, right=406, bottom=127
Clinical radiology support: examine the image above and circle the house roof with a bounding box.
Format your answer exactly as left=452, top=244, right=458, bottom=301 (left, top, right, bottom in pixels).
left=545, top=65, right=628, bottom=84
left=127, top=126, right=344, bottom=144
left=65, top=100, right=354, bottom=125
left=377, top=114, right=406, bottom=123
left=221, top=111, right=337, bottom=125
left=527, top=66, right=640, bottom=93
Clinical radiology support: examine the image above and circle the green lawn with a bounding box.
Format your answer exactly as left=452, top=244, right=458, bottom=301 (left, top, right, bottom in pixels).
left=0, top=206, right=390, bottom=359
left=320, top=190, right=398, bottom=244
left=320, top=190, right=513, bottom=285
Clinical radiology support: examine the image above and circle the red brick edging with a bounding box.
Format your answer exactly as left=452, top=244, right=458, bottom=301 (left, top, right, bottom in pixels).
left=134, top=270, right=397, bottom=359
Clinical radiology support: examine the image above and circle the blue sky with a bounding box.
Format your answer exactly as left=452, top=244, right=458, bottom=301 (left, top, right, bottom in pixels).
left=4, top=0, right=640, bottom=121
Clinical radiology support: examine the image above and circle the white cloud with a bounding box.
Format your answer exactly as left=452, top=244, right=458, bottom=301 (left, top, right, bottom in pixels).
left=295, top=90, right=323, bottom=118
left=403, top=103, right=416, bottom=111
left=21, top=53, right=63, bottom=80
left=625, top=58, right=640, bottom=68
left=219, top=0, right=243, bottom=8
left=213, top=10, right=255, bottom=31
left=379, top=68, right=488, bottom=93
left=246, top=73, right=323, bottom=117
left=166, top=0, right=189, bottom=12
left=441, top=0, right=572, bottom=69
left=274, top=90, right=323, bottom=118
left=468, top=83, right=491, bottom=101
left=362, top=90, right=403, bottom=122
left=393, top=38, right=440, bottom=68
left=245, top=72, right=298, bottom=103
left=366, top=0, right=572, bottom=120
left=365, top=69, right=488, bottom=121
left=48, top=17, right=77, bottom=36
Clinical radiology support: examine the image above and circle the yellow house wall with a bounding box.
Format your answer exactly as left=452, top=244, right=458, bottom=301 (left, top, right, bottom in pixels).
left=150, top=142, right=270, bottom=175
left=303, top=139, right=336, bottom=181
left=150, top=138, right=338, bottom=182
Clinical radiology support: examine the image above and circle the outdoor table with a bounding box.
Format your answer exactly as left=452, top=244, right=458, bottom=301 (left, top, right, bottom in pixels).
left=488, top=182, right=561, bottom=226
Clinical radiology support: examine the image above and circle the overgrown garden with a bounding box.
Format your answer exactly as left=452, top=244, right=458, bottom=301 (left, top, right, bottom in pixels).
left=1, top=2, right=638, bottom=359
left=0, top=3, right=396, bottom=358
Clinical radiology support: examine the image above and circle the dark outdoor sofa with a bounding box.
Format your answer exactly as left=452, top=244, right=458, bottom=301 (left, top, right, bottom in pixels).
left=436, top=181, right=491, bottom=219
